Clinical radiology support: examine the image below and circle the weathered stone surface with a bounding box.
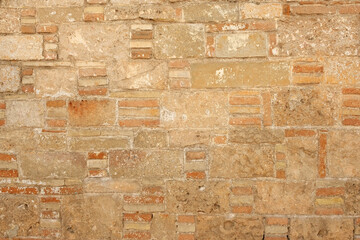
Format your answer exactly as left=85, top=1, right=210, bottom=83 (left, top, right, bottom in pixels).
left=151, top=214, right=177, bottom=240
left=290, top=218, right=353, bottom=240
left=1, top=0, right=83, bottom=7
left=273, top=87, right=338, bottom=126
left=196, top=216, right=264, bottom=240
left=62, top=195, right=122, bottom=239
left=59, top=23, right=128, bottom=61
left=139, top=4, right=178, bottom=22
left=210, top=145, right=274, bottom=178
left=68, top=100, right=116, bottom=126
left=328, top=130, right=360, bottom=178
left=0, top=9, right=20, bottom=33
left=325, top=57, right=360, bottom=85
left=84, top=178, right=140, bottom=193
left=35, top=68, right=77, bottom=97
left=109, top=150, right=182, bottom=178
left=215, top=33, right=267, bottom=57
left=240, top=3, right=282, bottom=19
left=286, top=136, right=318, bottom=180
left=69, top=137, right=129, bottom=151
left=183, top=3, right=238, bottom=22
left=0, top=65, right=20, bottom=92
left=154, top=24, right=205, bottom=59
left=161, top=91, right=228, bottom=128
left=109, top=61, right=167, bottom=90
left=229, top=128, right=284, bottom=144
left=278, top=16, right=360, bottom=56
left=37, top=7, right=83, bottom=23
left=166, top=180, right=230, bottom=214
left=134, top=130, right=167, bottom=148
left=0, top=195, right=40, bottom=238
left=255, top=181, right=314, bottom=214
left=344, top=181, right=360, bottom=215
left=20, top=152, right=86, bottom=179
left=105, top=5, right=139, bottom=20
left=191, top=62, right=290, bottom=88
left=169, top=130, right=211, bottom=148
left=0, top=35, right=43, bottom=60
left=7, top=101, right=44, bottom=127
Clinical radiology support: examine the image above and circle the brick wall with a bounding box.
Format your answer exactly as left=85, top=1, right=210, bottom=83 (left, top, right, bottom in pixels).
left=0, top=0, right=359, bottom=239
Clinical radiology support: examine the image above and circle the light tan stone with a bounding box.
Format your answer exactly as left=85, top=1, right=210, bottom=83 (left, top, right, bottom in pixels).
left=1, top=0, right=83, bottom=7
left=37, top=8, right=83, bottom=23
left=134, top=130, right=168, bottom=148
left=7, top=101, right=44, bottom=127
left=229, top=128, right=284, bottom=144
left=0, top=35, right=43, bottom=60
left=151, top=214, right=177, bottom=240
left=69, top=137, right=129, bottom=151
left=0, top=65, right=20, bottom=92
left=169, top=130, right=211, bottom=148
left=191, top=62, right=290, bottom=88
left=154, top=24, right=205, bottom=59
left=105, top=5, right=139, bottom=20
left=84, top=178, right=140, bottom=193
left=0, top=9, right=20, bottom=33
left=161, top=91, right=228, bottom=128
left=210, top=145, right=274, bottom=178
left=139, top=5, right=178, bottom=22
left=240, top=3, right=282, bottom=19
left=183, top=3, right=238, bottom=22
left=325, top=57, right=360, bottom=85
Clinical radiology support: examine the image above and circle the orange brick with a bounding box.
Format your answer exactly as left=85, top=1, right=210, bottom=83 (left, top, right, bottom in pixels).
left=1, top=186, right=38, bottom=195
left=119, top=119, right=160, bottom=127
left=316, top=187, right=345, bottom=196
left=43, top=34, right=58, bottom=43
left=41, top=186, right=83, bottom=195
left=46, top=100, right=66, bottom=108
left=41, top=210, right=59, bottom=219
left=123, top=213, right=153, bottom=222
left=79, top=88, right=107, bottom=96
left=266, top=217, right=289, bottom=226
left=248, top=20, right=276, bottom=31
left=22, top=68, right=33, bottom=76
left=276, top=152, right=286, bottom=160
left=315, top=207, right=344, bottom=215
left=22, top=85, right=34, bottom=93
left=123, top=232, right=151, bottom=240
left=0, top=120, right=5, bottom=126
left=36, top=25, right=58, bottom=33
left=41, top=197, right=60, bottom=203
left=285, top=129, right=316, bottom=137
left=88, top=152, right=107, bottom=159
left=21, top=9, right=36, bottom=17
left=229, top=117, right=261, bottom=126
left=178, top=215, right=195, bottom=223
left=213, top=135, right=226, bottom=144
left=88, top=169, right=107, bottom=177
left=131, top=49, right=152, bottom=59
left=46, top=119, right=67, bottom=127
left=87, top=0, right=107, bottom=3
left=318, top=133, right=327, bottom=178
left=276, top=170, right=286, bottom=179
left=231, top=186, right=253, bottom=195
left=232, top=206, right=253, bottom=214
left=206, top=36, right=215, bottom=57
left=293, top=65, right=324, bottom=73
left=343, top=99, right=360, bottom=108
left=131, top=31, right=153, bottom=40
left=79, top=68, right=107, bottom=77
left=0, top=169, right=18, bottom=178
left=229, top=96, right=261, bottom=105
left=0, top=153, right=16, bottom=161
left=342, top=118, right=360, bottom=126
left=291, top=5, right=336, bottom=15
left=124, top=195, right=164, bottom=204
left=21, top=25, right=36, bottom=34
left=84, top=13, right=104, bottom=22
left=178, top=234, right=195, bottom=240
left=206, top=23, right=249, bottom=33
left=283, top=4, right=291, bottom=15
left=342, top=88, right=360, bottom=95
left=186, top=151, right=206, bottom=160
left=43, top=51, right=58, bottom=60
left=186, top=171, right=206, bottom=179
left=142, top=186, right=163, bottom=195
left=169, top=60, right=190, bottom=69
left=119, top=100, right=158, bottom=108
left=265, top=237, right=287, bottom=240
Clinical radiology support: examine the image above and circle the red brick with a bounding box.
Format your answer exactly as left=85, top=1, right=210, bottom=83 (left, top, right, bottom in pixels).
left=169, top=60, right=190, bottom=69
left=88, top=152, right=107, bottom=159
left=46, top=100, right=66, bottom=108
left=119, top=99, right=159, bottom=108
left=79, top=68, right=107, bottom=77
left=276, top=170, right=286, bottom=179
left=0, top=120, right=5, bottom=126
left=123, top=213, right=153, bottom=222
left=22, top=85, right=34, bottom=93
left=186, top=171, right=206, bottom=179
left=342, top=88, right=360, bottom=95
left=131, top=49, right=152, bottom=59
left=41, top=186, right=83, bottom=195
left=231, top=186, right=253, bottom=195
left=21, top=25, right=36, bottom=34
left=178, top=234, right=195, bottom=240
left=21, top=9, right=36, bottom=17
left=124, top=195, right=164, bottom=204
left=84, top=13, right=104, bottom=22
left=131, top=31, right=153, bottom=40
left=22, top=68, right=33, bottom=76
left=1, top=186, right=38, bottom=195
left=41, top=210, right=59, bottom=219
left=276, top=152, right=286, bottom=161
left=142, top=186, right=163, bottom=195
left=316, top=187, right=345, bottom=196
left=342, top=118, right=360, bottom=126
left=186, top=151, right=206, bottom=160
left=119, top=119, right=160, bottom=127
left=266, top=217, right=289, bottom=226
left=232, top=206, right=253, bottom=214
left=285, top=129, right=316, bottom=137
left=178, top=215, right=195, bottom=223
left=79, top=88, right=107, bottom=96
left=229, top=96, right=261, bottom=105
left=0, top=169, right=18, bottom=178
left=123, top=232, right=151, bottom=240
left=339, top=5, right=360, bottom=14
left=318, top=133, right=327, bottom=178
left=291, top=5, right=336, bottom=15
left=41, top=197, right=60, bottom=203
left=88, top=169, right=107, bottom=177
left=213, top=135, right=226, bottom=144
left=0, top=153, right=16, bottom=161
left=46, top=119, right=67, bottom=128
left=36, top=25, right=58, bottom=33
left=293, top=65, right=324, bottom=73
left=315, top=207, right=344, bottom=215
left=343, top=99, right=360, bottom=108
left=229, top=117, right=261, bottom=126
left=283, top=4, right=291, bottom=15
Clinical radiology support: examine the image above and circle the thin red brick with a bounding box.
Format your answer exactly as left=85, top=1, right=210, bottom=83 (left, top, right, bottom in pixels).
left=88, top=152, right=107, bottom=159
left=0, top=153, right=16, bottom=161
left=119, top=119, right=160, bottom=127
left=46, top=119, right=67, bottom=128
left=1, top=186, right=38, bottom=195
left=119, top=100, right=159, bottom=108
left=316, top=187, right=345, bottom=196
left=229, top=117, right=261, bottom=126
left=169, top=60, right=190, bottom=69
left=186, top=171, right=206, bottom=179
left=315, top=207, right=344, bottom=215
left=123, top=232, right=151, bottom=240
left=22, top=85, right=34, bottom=93
left=178, top=234, right=195, bottom=240
left=232, top=206, right=253, bottom=214
left=186, top=151, right=206, bottom=160
left=79, top=88, right=107, bottom=96
left=36, top=25, right=58, bottom=33
left=266, top=217, right=289, bottom=226
left=343, top=99, right=360, bottom=108
left=79, top=68, right=107, bottom=77
left=41, top=197, right=60, bottom=203
left=22, top=68, right=33, bottom=76
left=231, top=186, right=253, bottom=195
left=343, top=118, right=360, bottom=126
left=342, top=88, right=360, bottom=95
left=178, top=215, right=195, bottom=223
left=0, top=169, right=18, bottom=178
left=293, top=65, right=324, bottom=73
left=276, top=170, right=286, bottom=179
left=123, top=213, right=153, bottom=222
left=229, top=96, right=261, bottom=105
left=46, top=100, right=66, bottom=108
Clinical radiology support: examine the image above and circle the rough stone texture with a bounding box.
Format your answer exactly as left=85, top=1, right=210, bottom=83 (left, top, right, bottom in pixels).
left=255, top=181, right=314, bottom=214
left=0, top=195, right=40, bottom=238
left=196, top=216, right=264, bottom=240
left=0, top=0, right=359, bottom=238
left=0, top=35, right=43, bottom=60
left=6, top=101, right=44, bottom=127
left=20, top=152, right=86, bottom=179
left=0, top=65, right=20, bottom=92
left=35, top=68, right=77, bottom=97
left=210, top=145, right=274, bottom=178
left=328, top=130, right=360, bottom=178
left=277, top=16, right=360, bottom=56
left=273, top=87, right=338, bottom=126
left=59, top=23, right=128, bottom=61
left=154, top=24, right=205, bottom=59
left=191, top=62, right=290, bottom=88
left=166, top=180, right=230, bottom=214
left=290, top=218, right=354, bottom=240
left=109, top=150, right=182, bottom=178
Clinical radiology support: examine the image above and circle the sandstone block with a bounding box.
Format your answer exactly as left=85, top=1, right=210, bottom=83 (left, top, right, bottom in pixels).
left=229, top=128, right=284, bottom=144
left=134, top=130, right=168, bottom=148
left=37, top=7, right=83, bottom=23
left=7, top=101, right=44, bottom=127
left=240, top=3, right=282, bottom=19
left=183, top=3, right=238, bottom=22
left=1, top=0, right=83, bottom=7
left=0, top=65, right=20, bottom=92
left=0, top=9, right=20, bottom=33
left=0, top=35, right=43, bottom=60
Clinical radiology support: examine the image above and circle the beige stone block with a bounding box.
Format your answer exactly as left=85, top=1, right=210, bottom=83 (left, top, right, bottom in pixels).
left=7, top=101, right=44, bottom=127
left=37, top=7, right=83, bottom=23
left=183, top=3, right=238, bottom=22
left=0, top=65, right=20, bottom=92
left=0, top=35, right=43, bottom=60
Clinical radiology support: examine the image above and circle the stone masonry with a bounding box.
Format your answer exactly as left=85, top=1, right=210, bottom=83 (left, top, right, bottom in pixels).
left=0, top=0, right=359, bottom=239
